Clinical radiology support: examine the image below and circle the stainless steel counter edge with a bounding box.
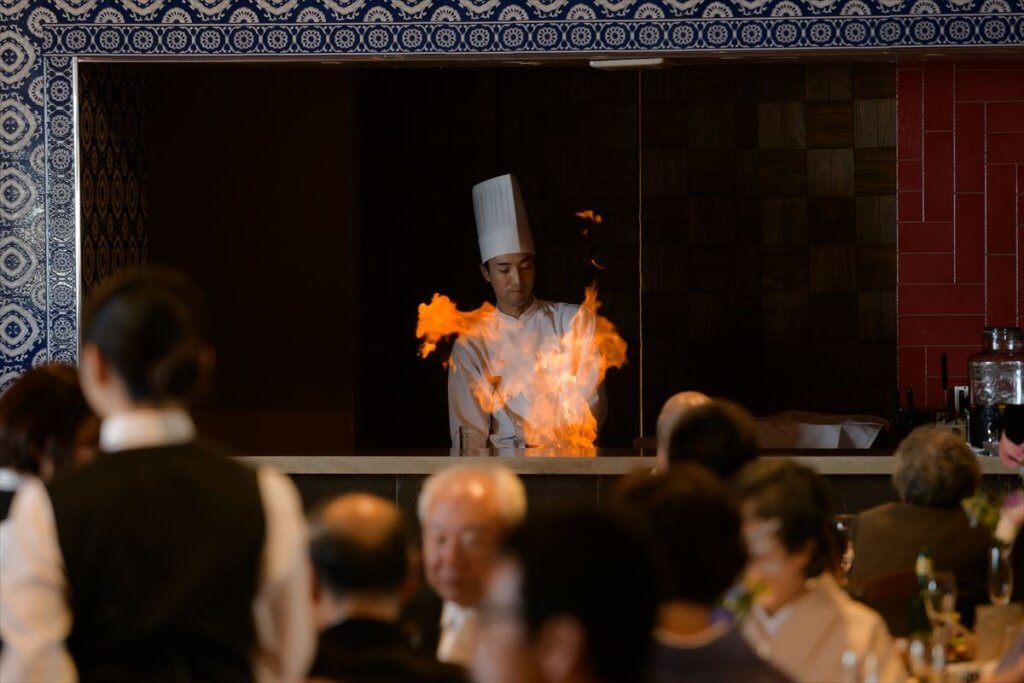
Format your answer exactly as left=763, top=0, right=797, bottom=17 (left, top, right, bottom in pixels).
left=235, top=454, right=1018, bottom=476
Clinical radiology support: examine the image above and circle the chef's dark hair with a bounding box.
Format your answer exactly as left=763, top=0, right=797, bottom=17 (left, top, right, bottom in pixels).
left=614, top=465, right=747, bottom=606
left=82, top=268, right=209, bottom=403
left=501, top=510, right=657, bottom=683
left=733, top=459, right=840, bottom=579
left=309, top=503, right=408, bottom=596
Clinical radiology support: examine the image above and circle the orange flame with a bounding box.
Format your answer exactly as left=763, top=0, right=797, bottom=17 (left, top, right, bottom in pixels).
left=575, top=209, right=603, bottom=224
left=415, top=294, right=494, bottom=360
left=416, top=286, right=626, bottom=453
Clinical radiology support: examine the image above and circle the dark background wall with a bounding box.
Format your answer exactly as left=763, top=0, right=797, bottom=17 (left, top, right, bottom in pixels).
left=141, top=64, right=356, bottom=453
left=79, top=61, right=899, bottom=451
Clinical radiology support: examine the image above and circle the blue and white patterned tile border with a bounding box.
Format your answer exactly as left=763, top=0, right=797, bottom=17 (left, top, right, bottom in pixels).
left=1, top=0, right=1023, bottom=389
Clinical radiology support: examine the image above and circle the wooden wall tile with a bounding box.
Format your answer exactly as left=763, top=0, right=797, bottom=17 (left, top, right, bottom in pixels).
left=807, top=148, right=855, bottom=196
left=854, top=99, right=897, bottom=148
left=756, top=65, right=807, bottom=102
left=689, top=99, right=736, bottom=149
left=762, top=198, right=807, bottom=246
left=688, top=196, right=736, bottom=244
left=857, top=245, right=897, bottom=291
left=810, top=292, right=859, bottom=341
left=806, top=101, right=855, bottom=148
left=763, top=293, right=809, bottom=341
left=808, top=197, right=856, bottom=244
left=805, top=64, right=852, bottom=101
left=853, top=63, right=897, bottom=98
left=858, top=291, right=897, bottom=340
left=855, top=147, right=896, bottom=194
left=758, top=102, right=806, bottom=149
left=687, top=149, right=736, bottom=195
left=855, top=195, right=897, bottom=244
left=810, top=245, right=857, bottom=292
left=758, top=150, right=807, bottom=196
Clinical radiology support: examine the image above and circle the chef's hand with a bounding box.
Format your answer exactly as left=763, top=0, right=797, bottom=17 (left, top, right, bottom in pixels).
left=999, top=430, right=1024, bottom=469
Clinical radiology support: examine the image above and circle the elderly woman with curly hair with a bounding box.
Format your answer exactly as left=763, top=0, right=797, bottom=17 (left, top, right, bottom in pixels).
left=850, top=426, right=992, bottom=631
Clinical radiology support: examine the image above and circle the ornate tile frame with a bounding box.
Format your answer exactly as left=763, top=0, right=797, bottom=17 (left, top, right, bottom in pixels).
left=2, top=0, right=1023, bottom=388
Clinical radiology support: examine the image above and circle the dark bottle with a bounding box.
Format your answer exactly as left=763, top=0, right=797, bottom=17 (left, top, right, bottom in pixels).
left=908, top=548, right=933, bottom=640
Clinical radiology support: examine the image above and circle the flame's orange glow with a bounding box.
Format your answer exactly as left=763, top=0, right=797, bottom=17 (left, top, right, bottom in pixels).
left=575, top=209, right=603, bottom=224
left=415, top=294, right=495, bottom=360
left=416, top=285, right=626, bottom=454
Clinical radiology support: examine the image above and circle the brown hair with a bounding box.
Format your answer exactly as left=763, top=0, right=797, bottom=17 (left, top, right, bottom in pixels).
left=0, top=364, right=95, bottom=477
left=734, top=459, right=839, bottom=579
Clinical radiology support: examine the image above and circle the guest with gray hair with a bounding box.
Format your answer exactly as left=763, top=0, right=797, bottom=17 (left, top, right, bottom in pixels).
left=416, top=464, right=527, bottom=666
left=850, top=426, right=992, bottom=631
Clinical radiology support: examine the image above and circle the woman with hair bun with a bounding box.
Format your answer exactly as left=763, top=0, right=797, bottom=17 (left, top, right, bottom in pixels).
left=0, top=268, right=315, bottom=683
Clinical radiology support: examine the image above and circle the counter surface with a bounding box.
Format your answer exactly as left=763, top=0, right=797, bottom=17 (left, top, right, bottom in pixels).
left=237, top=450, right=1018, bottom=476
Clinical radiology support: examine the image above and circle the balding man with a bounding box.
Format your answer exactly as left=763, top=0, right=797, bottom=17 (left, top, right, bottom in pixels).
left=417, top=464, right=527, bottom=666
left=308, top=493, right=466, bottom=683
left=655, top=392, right=711, bottom=471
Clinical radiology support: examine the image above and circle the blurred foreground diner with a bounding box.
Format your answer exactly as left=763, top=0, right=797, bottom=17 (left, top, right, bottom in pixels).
left=308, top=492, right=466, bottom=683
left=416, top=464, right=527, bottom=666
left=616, top=464, right=792, bottom=683
left=735, top=459, right=908, bottom=683
left=470, top=510, right=657, bottom=683
left=0, top=269, right=314, bottom=682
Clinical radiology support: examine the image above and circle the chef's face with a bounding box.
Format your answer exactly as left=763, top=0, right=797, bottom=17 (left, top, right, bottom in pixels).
left=422, top=481, right=506, bottom=606
left=482, top=253, right=535, bottom=313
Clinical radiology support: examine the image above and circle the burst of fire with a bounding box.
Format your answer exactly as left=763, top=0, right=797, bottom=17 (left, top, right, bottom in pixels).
left=416, top=285, right=626, bottom=454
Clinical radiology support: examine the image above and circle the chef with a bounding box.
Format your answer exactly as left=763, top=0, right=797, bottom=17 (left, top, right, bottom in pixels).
left=448, top=174, right=606, bottom=450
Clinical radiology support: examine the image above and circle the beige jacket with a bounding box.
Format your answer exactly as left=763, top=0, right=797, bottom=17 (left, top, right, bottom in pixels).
left=742, top=574, right=908, bottom=683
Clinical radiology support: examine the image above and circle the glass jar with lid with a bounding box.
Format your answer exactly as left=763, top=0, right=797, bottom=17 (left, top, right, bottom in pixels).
left=968, top=327, right=1024, bottom=455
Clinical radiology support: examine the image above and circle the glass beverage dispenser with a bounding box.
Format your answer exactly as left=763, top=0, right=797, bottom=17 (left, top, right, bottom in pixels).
left=968, top=327, right=1024, bottom=454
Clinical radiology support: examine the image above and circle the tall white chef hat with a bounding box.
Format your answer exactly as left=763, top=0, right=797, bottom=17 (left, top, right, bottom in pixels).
left=472, top=174, right=535, bottom=264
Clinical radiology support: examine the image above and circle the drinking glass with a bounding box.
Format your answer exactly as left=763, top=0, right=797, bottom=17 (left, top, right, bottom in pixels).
left=833, top=514, right=857, bottom=584
left=924, top=571, right=958, bottom=632
left=988, top=544, right=1014, bottom=606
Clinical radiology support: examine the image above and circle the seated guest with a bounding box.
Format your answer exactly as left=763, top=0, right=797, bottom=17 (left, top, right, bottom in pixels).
left=735, top=460, right=907, bottom=683
left=417, top=464, right=527, bottom=665
left=654, top=391, right=711, bottom=471
left=0, top=268, right=314, bottom=683
left=0, top=364, right=98, bottom=520
left=471, top=510, right=656, bottom=683
left=308, top=492, right=466, bottom=683
left=850, top=426, right=992, bottom=630
left=665, top=398, right=759, bottom=479
left=616, top=465, right=792, bottom=683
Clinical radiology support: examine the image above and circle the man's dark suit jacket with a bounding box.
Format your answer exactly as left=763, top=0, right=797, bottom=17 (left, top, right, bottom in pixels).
left=309, top=618, right=466, bottom=683
left=850, top=502, right=993, bottom=630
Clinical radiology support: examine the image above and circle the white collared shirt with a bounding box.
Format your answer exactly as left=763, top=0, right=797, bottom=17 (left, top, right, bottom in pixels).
left=0, top=408, right=315, bottom=683
left=437, top=600, right=481, bottom=666
left=447, top=298, right=607, bottom=450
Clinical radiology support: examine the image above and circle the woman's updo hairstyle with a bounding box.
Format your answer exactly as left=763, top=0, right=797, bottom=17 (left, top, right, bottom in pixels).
left=82, top=268, right=210, bottom=403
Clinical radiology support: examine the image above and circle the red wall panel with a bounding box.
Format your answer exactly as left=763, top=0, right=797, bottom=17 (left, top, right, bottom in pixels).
left=897, top=61, right=1024, bottom=406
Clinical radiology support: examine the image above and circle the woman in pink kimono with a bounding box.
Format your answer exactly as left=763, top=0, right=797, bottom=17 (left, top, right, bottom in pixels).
left=735, top=460, right=908, bottom=683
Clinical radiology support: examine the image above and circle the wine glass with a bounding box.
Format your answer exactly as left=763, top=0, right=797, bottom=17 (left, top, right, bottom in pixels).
left=924, top=571, right=958, bottom=624
left=833, top=514, right=857, bottom=584
left=988, top=544, right=1014, bottom=606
